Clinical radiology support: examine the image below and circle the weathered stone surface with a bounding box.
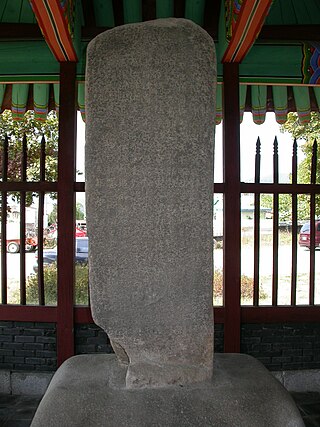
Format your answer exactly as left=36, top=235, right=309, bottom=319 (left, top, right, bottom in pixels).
left=0, top=370, right=10, bottom=394
left=31, top=353, right=305, bottom=427
left=31, top=19, right=305, bottom=427
left=85, top=18, right=216, bottom=388
left=11, top=372, right=53, bottom=396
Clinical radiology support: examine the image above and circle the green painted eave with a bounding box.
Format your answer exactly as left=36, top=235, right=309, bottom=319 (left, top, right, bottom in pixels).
left=0, top=41, right=87, bottom=82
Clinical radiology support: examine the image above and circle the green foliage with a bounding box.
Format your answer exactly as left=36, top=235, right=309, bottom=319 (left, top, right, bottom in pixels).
left=281, top=112, right=320, bottom=187
left=261, top=193, right=320, bottom=222
left=0, top=110, right=58, bottom=205
left=47, top=204, right=57, bottom=225
left=213, top=269, right=267, bottom=305
left=25, top=263, right=89, bottom=305
left=280, top=112, right=320, bottom=142
left=260, top=194, right=293, bottom=221
left=76, top=202, right=85, bottom=220
left=46, top=202, right=84, bottom=225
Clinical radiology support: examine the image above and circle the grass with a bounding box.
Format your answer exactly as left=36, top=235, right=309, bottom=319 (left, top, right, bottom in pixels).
left=258, top=272, right=320, bottom=306
left=213, top=269, right=268, bottom=306
left=11, top=263, right=89, bottom=305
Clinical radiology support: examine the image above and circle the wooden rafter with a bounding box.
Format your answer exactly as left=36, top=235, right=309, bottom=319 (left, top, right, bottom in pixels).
left=142, top=0, right=156, bottom=21
left=112, top=0, right=124, bottom=27
left=259, top=24, right=320, bottom=41
left=81, top=0, right=96, bottom=28
left=29, top=0, right=77, bottom=62
left=222, top=0, right=273, bottom=63
left=1, top=19, right=319, bottom=43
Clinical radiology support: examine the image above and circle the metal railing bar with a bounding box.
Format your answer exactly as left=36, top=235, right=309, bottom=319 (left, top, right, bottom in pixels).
left=291, top=138, right=298, bottom=305
left=1, top=135, right=8, bottom=304
left=240, top=183, right=320, bottom=194
left=253, top=137, right=261, bottom=306
left=272, top=136, right=279, bottom=306
left=37, top=135, right=46, bottom=305
left=19, top=134, right=27, bottom=305
left=309, top=192, right=315, bottom=305
left=309, top=139, right=317, bottom=305
left=0, top=182, right=57, bottom=191
left=74, top=182, right=85, bottom=192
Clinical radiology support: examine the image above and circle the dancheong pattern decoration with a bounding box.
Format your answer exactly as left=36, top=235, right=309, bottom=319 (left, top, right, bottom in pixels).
left=223, top=0, right=274, bottom=63
left=29, top=0, right=77, bottom=62
left=225, top=0, right=243, bottom=42
left=302, top=43, right=320, bottom=85
left=59, top=0, right=75, bottom=37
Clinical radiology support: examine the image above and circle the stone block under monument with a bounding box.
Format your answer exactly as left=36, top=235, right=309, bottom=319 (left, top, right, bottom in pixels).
left=31, top=18, right=304, bottom=426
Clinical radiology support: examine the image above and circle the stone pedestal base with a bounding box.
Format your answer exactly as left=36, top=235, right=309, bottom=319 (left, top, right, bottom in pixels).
left=31, top=354, right=304, bottom=427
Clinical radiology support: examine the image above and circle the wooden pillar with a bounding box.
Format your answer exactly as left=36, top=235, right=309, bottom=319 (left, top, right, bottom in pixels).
left=223, top=63, right=241, bottom=352
left=57, top=62, right=77, bottom=365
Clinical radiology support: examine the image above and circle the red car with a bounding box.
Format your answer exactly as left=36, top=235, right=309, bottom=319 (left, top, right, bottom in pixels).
left=299, top=221, right=320, bottom=249
left=46, top=224, right=87, bottom=238
left=6, top=236, right=38, bottom=253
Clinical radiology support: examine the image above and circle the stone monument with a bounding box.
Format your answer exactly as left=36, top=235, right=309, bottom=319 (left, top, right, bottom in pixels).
left=32, top=18, right=304, bottom=426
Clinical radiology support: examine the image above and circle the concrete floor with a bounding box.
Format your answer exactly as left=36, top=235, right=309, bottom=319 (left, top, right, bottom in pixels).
left=0, top=392, right=319, bottom=426
left=291, top=392, right=320, bottom=427
left=0, top=394, right=41, bottom=427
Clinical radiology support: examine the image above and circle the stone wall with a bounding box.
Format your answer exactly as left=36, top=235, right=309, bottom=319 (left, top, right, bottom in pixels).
left=241, top=323, right=320, bottom=371
left=1, top=321, right=319, bottom=371
left=214, top=323, right=224, bottom=353
left=0, top=321, right=56, bottom=371
left=75, top=324, right=113, bottom=355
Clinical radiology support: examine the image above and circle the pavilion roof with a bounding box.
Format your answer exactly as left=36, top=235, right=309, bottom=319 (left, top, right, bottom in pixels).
left=0, top=0, right=320, bottom=124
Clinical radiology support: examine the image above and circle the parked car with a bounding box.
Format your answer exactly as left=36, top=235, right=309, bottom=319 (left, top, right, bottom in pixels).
left=33, top=237, right=88, bottom=272
left=298, top=221, right=320, bottom=249
left=45, top=223, right=87, bottom=239
left=6, top=235, right=38, bottom=253
left=4, top=224, right=38, bottom=253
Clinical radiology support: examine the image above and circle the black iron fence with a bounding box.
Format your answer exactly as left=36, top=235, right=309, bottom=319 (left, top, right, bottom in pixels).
left=0, top=130, right=319, bottom=363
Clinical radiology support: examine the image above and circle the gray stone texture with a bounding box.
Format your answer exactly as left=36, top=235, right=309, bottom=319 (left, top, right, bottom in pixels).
left=274, top=369, right=320, bottom=392
left=0, top=370, right=10, bottom=394
left=31, top=353, right=304, bottom=427
left=31, top=19, right=305, bottom=427
left=85, top=18, right=216, bottom=388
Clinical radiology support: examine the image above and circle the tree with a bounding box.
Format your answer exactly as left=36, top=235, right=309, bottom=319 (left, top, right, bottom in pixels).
left=0, top=110, right=59, bottom=206
left=281, top=112, right=320, bottom=185
left=76, top=202, right=85, bottom=220
left=48, top=202, right=85, bottom=226
left=48, top=203, right=58, bottom=225
left=261, top=112, right=320, bottom=220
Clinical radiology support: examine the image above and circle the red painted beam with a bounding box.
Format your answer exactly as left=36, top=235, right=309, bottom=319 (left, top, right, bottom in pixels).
left=57, top=62, right=77, bottom=366
left=0, top=182, right=57, bottom=191
left=1, top=305, right=318, bottom=326
left=241, top=306, right=320, bottom=323
left=74, top=306, right=94, bottom=323
left=29, top=0, right=77, bottom=62
left=0, top=305, right=57, bottom=322
left=240, top=183, right=320, bottom=194
left=213, top=307, right=225, bottom=324
left=223, top=63, right=241, bottom=352
left=222, top=0, right=273, bottom=63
